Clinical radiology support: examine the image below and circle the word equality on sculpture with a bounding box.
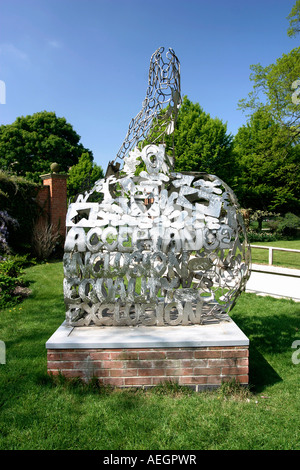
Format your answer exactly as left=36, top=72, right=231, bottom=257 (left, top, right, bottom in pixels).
left=63, top=144, right=250, bottom=327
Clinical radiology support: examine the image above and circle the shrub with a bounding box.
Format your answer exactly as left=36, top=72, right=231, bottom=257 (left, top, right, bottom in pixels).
left=248, top=212, right=300, bottom=241
left=246, top=230, right=282, bottom=243
left=0, top=254, right=34, bottom=308
left=265, top=217, right=282, bottom=233
left=277, top=212, right=300, bottom=237
left=0, top=210, right=19, bottom=253
left=0, top=171, right=39, bottom=252
left=31, top=221, right=62, bottom=260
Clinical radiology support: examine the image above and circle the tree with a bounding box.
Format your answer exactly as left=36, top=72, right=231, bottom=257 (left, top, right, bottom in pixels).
left=67, top=152, right=104, bottom=200
left=235, top=2, right=300, bottom=216
left=238, top=2, right=300, bottom=141
left=165, top=96, right=235, bottom=185
left=287, top=0, right=300, bottom=37
left=0, top=111, right=93, bottom=182
left=238, top=47, right=300, bottom=141
left=233, top=108, right=300, bottom=215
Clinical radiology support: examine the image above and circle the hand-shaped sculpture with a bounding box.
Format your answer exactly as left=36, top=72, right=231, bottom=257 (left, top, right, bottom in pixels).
left=63, top=47, right=251, bottom=327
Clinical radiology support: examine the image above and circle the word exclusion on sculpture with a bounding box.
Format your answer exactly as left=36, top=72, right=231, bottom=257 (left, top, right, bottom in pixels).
left=63, top=144, right=250, bottom=327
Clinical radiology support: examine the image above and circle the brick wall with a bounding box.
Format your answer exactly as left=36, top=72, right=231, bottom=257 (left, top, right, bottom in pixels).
left=47, top=346, right=249, bottom=390
left=39, top=173, right=68, bottom=239
left=35, top=185, right=50, bottom=221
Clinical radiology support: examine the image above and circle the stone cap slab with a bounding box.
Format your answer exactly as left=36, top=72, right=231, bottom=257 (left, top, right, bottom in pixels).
left=46, top=319, right=249, bottom=349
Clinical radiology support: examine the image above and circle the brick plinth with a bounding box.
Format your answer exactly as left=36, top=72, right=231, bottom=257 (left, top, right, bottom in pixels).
left=46, top=321, right=249, bottom=390
left=47, top=345, right=249, bottom=390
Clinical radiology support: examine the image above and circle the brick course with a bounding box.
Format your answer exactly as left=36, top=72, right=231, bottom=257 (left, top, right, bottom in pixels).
left=47, top=346, right=249, bottom=390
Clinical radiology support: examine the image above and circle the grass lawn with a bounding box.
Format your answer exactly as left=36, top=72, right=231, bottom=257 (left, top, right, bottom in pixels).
left=0, top=261, right=299, bottom=450
left=250, top=239, right=300, bottom=269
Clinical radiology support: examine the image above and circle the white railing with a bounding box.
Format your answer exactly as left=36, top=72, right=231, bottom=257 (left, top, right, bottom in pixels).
left=251, top=245, right=300, bottom=266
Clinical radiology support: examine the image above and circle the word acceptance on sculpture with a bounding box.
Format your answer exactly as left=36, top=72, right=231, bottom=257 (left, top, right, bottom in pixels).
left=63, top=47, right=251, bottom=327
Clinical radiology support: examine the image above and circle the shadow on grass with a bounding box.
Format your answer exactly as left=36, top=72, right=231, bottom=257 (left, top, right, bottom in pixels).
left=248, top=345, right=282, bottom=393
left=231, top=294, right=300, bottom=392
left=233, top=309, right=299, bottom=354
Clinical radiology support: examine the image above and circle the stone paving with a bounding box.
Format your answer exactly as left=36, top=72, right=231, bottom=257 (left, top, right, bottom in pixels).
left=246, top=264, right=300, bottom=302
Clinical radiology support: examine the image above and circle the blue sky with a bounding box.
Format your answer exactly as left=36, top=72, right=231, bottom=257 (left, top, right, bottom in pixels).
left=0, top=0, right=298, bottom=170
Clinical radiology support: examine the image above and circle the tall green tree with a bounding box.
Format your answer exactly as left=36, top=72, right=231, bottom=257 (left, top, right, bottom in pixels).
left=233, top=108, right=300, bottom=215
left=238, top=2, right=300, bottom=141
left=287, top=0, right=300, bottom=37
left=166, top=96, right=235, bottom=185
left=235, top=1, right=300, bottom=215
left=67, top=152, right=104, bottom=200
left=238, top=47, right=300, bottom=141
left=0, top=111, right=93, bottom=182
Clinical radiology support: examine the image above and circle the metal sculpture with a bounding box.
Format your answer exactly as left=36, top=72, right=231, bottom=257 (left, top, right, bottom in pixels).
left=63, top=47, right=251, bottom=327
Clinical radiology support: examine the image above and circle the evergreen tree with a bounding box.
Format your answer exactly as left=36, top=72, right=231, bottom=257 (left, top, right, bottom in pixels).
left=233, top=108, right=300, bottom=215
left=166, top=96, right=235, bottom=185
left=67, top=152, right=104, bottom=200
